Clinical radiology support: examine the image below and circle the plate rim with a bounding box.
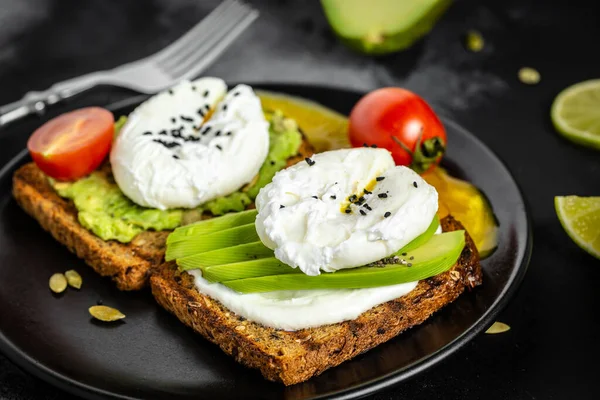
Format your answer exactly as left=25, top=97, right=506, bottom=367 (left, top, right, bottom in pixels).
left=0, top=83, right=533, bottom=400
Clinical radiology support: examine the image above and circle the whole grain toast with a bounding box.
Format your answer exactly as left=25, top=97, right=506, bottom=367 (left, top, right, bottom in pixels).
left=150, top=215, right=482, bottom=385
left=11, top=136, right=314, bottom=291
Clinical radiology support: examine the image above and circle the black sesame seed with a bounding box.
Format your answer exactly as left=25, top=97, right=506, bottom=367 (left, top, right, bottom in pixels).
left=142, top=131, right=152, bottom=136
left=376, top=176, right=385, bottom=181
left=172, top=155, right=179, bottom=159
left=384, top=212, right=391, bottom=218
left=153, top=139, right=181, bottom=149
left=168, top=89, right=173, bottom=95
left=305, top=157, right=316, bottom=166
left=202, top=126, right=211, bottom=135
left=171, top=117, right=176, bottom=124
left=360, top=210, right=366, bottom=216
left=203, top=90, right=209, bottom=97
left=204, top=104, right=210, bottom=110
left=407, top=263, right=413, bottom=267
left=363, top=203, right=372, bottom=211
left=370, top=144, right=377, bottom=148
left=226, top=131, right=232, bottom=136
left=330, top=195, right=337, bottom=200
left=362, top=143, right=368, bottom=147
left=233, top=91, right=240, bottom=97
left=215, top=130, right=221, bottom=136
left=180, top=115, right=194, bottom=122
left=222, top=104, right=228, bottom=111
left=191, top=85, right=197, bottom=91
left=312, top=196, right=318, bottom=199
left=364, top=189, right=372, bottom=195
left=348, top=194, right=358, bottom=202
left=215, top=144, right=222, bottom=151
left=270, top=160, right=275, bottom=166
left=401, top=252, right=407, bottom=256
left=413, top=181, right=418, bottom=188
left=158, top=130, right=167, bottom=135
left=345, top=208, right=352, bottom=214
left=357, top=196, right=365, bottom=204
left=197, top=108, right=205, bottom=117
left=280, top=205, right=285, bottom=209
left=378, top=193, right=388, bottom=198
left=171, top=130, right=182, bottom=138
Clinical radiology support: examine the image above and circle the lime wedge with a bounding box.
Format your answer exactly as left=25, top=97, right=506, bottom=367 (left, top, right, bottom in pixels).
left=551, top=80, right=600, bottom=150
left=555, top=196, right=600, bottom=259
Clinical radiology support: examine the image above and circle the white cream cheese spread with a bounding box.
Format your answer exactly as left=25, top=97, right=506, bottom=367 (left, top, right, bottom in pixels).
left=189, top=269, right=418, bottom=331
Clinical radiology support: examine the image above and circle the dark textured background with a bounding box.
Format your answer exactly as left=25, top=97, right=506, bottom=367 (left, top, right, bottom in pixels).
left=1, top=0, right=599, bottom=399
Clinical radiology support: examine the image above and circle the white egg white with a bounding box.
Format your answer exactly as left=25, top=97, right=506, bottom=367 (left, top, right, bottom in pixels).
left=255, top=148, right=438, bottom=275
left=110, top=77, right=269, bottom=210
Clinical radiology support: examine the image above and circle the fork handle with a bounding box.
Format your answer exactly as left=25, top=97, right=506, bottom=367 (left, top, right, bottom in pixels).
left=0, top=72, right=107, bottom=128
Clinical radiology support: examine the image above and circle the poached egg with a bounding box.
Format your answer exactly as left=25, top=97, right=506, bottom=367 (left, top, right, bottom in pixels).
left=255, top=148, right=438, bottom=276
left=110, top=77, right=269, bottom=210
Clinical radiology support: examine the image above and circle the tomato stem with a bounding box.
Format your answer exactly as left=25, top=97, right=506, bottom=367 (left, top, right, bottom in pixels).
left=392, top=133, right=445, bottom=174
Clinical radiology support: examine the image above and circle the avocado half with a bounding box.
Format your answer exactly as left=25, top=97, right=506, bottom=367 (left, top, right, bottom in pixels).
left=321, top=0, right=452, bottom=55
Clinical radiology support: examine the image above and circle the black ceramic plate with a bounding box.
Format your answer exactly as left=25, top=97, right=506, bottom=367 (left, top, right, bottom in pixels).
left=0, top=84, right=531, bottom=400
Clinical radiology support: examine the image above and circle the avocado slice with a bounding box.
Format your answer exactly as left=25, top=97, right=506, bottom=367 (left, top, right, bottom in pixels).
left=321, top=0, right=451, bottom=55
left=220, top=231, right=465, bottom=293
left=177, top=241, right=273, bottom=271
left=165, top=223, right=260, bottom=261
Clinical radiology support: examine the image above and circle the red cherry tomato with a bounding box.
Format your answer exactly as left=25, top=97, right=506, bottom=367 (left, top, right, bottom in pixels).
left=348, top=88, right=447, bottom=173
left=27, top=107, right=115, bottom=181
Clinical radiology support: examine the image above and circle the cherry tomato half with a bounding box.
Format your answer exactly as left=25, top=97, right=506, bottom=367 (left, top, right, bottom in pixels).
left=348, top=88, right=447, bottom=173
left=27, top=107, right=115, bottom=181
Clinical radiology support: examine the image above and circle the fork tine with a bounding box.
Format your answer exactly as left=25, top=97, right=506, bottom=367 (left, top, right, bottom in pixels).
left=154, top=0, right=237, bottom=63
left=158, top=2, right=247, bottom=71
left=175, top=11, right=258, bottom=81
left=163, top=6, right=253, bottom=76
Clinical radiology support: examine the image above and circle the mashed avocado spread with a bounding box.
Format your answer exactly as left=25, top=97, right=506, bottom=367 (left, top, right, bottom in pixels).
left=52, top=111, right=303, bottom=243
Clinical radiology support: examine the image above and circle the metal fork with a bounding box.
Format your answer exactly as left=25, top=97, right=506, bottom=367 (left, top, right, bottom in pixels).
left=0, top=0, right=258, bottom=127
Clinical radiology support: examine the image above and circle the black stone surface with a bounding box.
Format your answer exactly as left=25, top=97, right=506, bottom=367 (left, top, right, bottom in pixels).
left=0, top=0, right=599, bottom=399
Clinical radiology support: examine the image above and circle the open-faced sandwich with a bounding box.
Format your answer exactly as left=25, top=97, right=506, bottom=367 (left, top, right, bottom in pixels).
left=13, top=80, right=484, bottom=386
left=12, top=77, right=313, bottom=290
left=151, top=146, right=482, bottom=385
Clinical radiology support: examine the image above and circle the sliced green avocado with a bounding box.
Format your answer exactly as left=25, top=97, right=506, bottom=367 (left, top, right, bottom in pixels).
left=321, top=0, right=451, bottom=55
left=165, top=223, right=260, bottom=261
left=176, top=216, right=441, bottom=282
left=222, top=230, right=465, bottom=293
left=177, top=242, right=273, bottom=271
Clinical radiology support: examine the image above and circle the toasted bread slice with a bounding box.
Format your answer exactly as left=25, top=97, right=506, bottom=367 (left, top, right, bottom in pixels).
left=12, top=137, right=314, bottom=291
left=150, top=215, right=482, bottom=385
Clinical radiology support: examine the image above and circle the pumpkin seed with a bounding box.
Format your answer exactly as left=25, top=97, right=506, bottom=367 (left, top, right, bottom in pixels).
left=65, top=270, right=82, bottom=289
left=49, top=273, right=67, bottom=293
left=465, top=30, right=484, bottom=52
left=89, top=305, right=126, bottom=322
left=485, top=321, right=510, bottom=334
left=518, top=67, right=541, bottom=85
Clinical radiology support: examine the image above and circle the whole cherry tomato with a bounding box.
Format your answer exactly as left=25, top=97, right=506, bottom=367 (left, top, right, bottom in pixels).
left=348, top=88, right=447, bottom=173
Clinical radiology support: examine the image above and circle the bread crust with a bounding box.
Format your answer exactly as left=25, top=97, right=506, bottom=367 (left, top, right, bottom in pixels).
left=11, top=136, right=314, bottom=290
left=150, top=216, right=482, bottom=385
